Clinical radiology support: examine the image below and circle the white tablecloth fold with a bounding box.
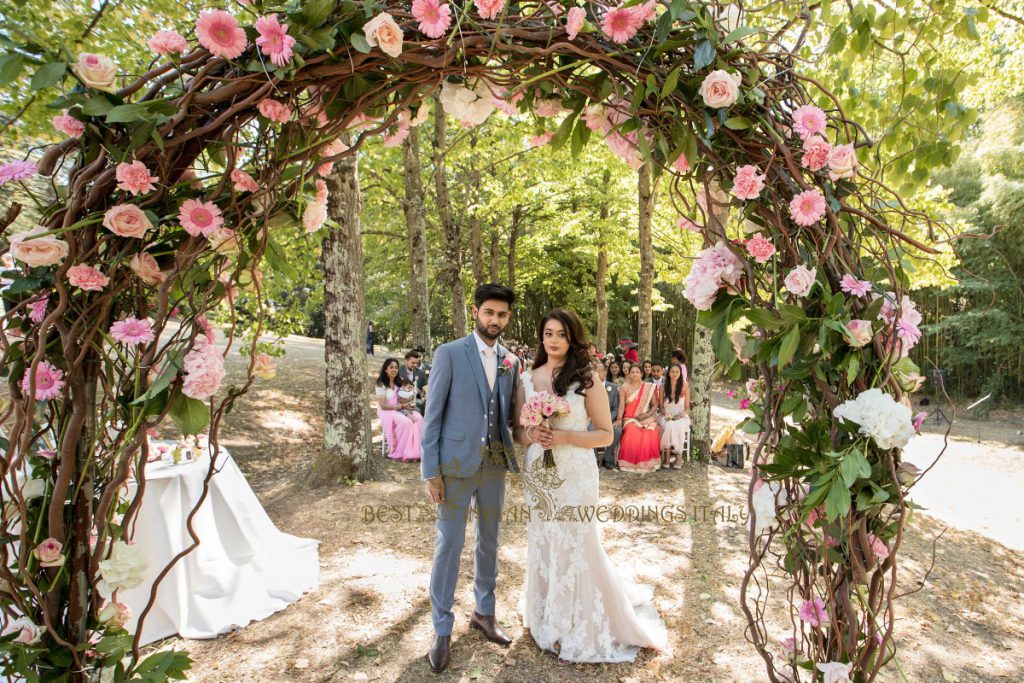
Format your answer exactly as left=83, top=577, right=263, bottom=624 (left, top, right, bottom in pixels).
left=120, top=446, right=319, bottom=645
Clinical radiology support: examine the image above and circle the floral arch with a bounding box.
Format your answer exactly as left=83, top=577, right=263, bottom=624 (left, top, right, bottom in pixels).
left=0, top=0, right=936, bottom=680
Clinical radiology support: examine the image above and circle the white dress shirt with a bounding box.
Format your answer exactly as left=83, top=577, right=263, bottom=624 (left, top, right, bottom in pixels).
left=473, top=330, right=499, bottom=387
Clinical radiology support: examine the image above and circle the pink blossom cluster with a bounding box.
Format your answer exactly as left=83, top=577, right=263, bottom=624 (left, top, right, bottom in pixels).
left=878, top=293, right=923, bottom=357
left=520, top=390, right=570, bottom=426
left=682, top=241, right=743, bottom=310
left=182, top=336, right=226, bottom=400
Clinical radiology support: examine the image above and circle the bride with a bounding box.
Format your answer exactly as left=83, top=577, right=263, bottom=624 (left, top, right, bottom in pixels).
left=512, top=309, right=669, bottom=663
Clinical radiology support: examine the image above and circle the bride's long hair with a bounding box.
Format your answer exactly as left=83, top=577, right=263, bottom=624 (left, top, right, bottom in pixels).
left=532, top=309, right=594, bottom=397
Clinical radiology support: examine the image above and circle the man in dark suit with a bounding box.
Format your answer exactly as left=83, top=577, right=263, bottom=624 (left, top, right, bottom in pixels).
left=594, top=363, right=621, bottom=469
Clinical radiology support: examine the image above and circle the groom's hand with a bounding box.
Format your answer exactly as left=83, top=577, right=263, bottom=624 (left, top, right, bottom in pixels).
left=425, top=476, right=445, bottom=504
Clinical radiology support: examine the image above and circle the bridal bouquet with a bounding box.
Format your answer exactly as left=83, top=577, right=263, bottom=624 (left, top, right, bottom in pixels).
left=521, top=391, right=571, bottom=469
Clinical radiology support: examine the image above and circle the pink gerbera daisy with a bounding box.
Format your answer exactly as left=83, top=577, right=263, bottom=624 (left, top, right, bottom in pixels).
left=792, top=104, right=827, bottom=140
left=412, top=0, right=452, bottom=39
left=196, top=10, right=248, bottom=60
left=178, top=199, right=224, bottom=237
left=21, top=360, right=65, bottom=401
left=601, top=6, right=641, bottom=44
left=254, top=15, right=296, bottom=67
left=798, top=597, right=829, bottom=629
left=110, top=316, right=156, bottom=346
left=789, top=189, right=826, bottom=226
left=115, top=161, right=158, bottom=196
left=840, top=273, right=871, bottom=297
left=0, top=160, right=37, bottom=187
left=148, top=29, right=189, bottom=56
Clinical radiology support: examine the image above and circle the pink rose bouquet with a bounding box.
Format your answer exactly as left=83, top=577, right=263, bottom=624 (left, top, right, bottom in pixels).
left=520, top=390, right=570, bottom=468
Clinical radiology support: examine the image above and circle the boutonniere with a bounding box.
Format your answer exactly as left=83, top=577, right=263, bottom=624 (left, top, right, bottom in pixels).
left=498, top=355, right=516, bottom=377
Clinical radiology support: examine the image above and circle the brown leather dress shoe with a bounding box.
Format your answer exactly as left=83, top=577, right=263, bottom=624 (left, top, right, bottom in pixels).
left=427, top=634, right=450, bottom=673
left=469, top=611, right=513, bottom=646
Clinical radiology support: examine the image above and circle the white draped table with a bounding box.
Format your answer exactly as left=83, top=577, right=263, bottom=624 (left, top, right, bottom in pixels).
left=119, top=444, right=319, bottom=645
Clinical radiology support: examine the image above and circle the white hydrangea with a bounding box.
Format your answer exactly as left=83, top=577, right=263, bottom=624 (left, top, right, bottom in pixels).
left=98, top=541, right=148, bottom=598
left=438, top=79, right=496, bottom=126
left=833, top=388, right=914, bottom=450
left=751, top=480, right=787, bottom=535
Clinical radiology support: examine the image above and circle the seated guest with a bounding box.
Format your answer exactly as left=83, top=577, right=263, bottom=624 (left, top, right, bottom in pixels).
left=397, top=349, right=429, bottom=413
left=594, top=363, right=621, bottom=470
left=649, top=362, right=665, bottom=386
left=671, top=347, right=688, bottom=368
left=607, top=360, right=623, bottom=385
left=375, top=358, right=423, bottom=462
left=641, top=360, right=653, bottom=381
left=659, top=363, right=691, bottom=469
left=617, top=365, right=661, bottom=471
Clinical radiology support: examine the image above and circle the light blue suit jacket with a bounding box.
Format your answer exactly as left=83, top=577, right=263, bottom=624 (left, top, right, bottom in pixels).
left=420, top=334, right=520, bottom=480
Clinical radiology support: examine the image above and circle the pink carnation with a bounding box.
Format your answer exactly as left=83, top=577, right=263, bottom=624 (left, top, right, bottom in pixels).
left=115, top=161, right=158, bottom=196
left=28, top=296, right=48, bottom=323
left=739, top=398, right=751, bottom=409
left=257, top=98, right=292, bottom=123
left=196, top=10, right=248, bottom=60
left=315, top=179, right=329, bottom=204
left=52, top=112, right=85, bottom=137
left=110, top=317, right=155, bottom=346
left=230, top=168, right=259, bottom=192
left=840, top=274, right=871, bottom=297
left=801, top=135, right=832, bottom=171
left=0, top=160, right=37, bottom=186
left=254, top=15, right=296, bottom=67
left=566, top=6, right=585, bottom=40
left=745, top=234, right=776, bottom=263
left=148, top=29, right=188, bottom=55
left=21, top=360, right=65, bottom=400
left=731, top=165, right=766, bottom=200
left=601, top=6, right=641, bottom=44
left=412, top=0, right=452, bottom=39
left=683, top=241, right=743, bottom=310
left=789, top=188, right=826, bottom=226
left=792, top=104, right=827, bottom=140
left=474, top=0, right=506, bottom=21
left=178, top=199, right=224, bottom=237
left=912, top=412, right=927, bottom=430
left=67, top=263, right=109, bottom=291
left=798, top=597, right=829, bottom=628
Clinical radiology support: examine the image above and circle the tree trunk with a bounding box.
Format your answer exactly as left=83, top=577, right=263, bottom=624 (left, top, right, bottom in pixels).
left=507, top=205, right=522, bottom=290
left=596, top=169, right=611, bottom=353
left=690, top=180, right=730, bottom=460
left=637, top=161, right=656, bottom=362
left=309, top=149, right=381, bottom=484
left=489, top=230, right=501, bottom=282
left=470, top=215, right=484, bottom=289
left=402, top=127, right=430, bottom=352
left=433, top=95, right=466, bottom=338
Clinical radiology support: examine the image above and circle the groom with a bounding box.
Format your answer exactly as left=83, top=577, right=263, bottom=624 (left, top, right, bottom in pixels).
left=421, top=283, right=520, bottom=673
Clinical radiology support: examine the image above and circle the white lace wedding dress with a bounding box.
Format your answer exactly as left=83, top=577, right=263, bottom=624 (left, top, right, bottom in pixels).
left=518, top=373, right=669, bottom=663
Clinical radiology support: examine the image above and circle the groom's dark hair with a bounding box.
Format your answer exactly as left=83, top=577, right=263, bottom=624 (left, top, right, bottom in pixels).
left=474, top=283, right=516, bottom=308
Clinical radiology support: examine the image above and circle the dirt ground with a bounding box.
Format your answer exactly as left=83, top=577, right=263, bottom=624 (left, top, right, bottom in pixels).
left=150, top=332, right=1024, bottom=682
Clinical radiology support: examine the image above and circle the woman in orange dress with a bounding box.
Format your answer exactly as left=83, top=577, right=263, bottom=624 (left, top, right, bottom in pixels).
left=616, top=365, right=662, bottom=471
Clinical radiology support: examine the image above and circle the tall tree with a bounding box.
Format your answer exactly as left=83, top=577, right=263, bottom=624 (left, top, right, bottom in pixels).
left=507, top=205, right=523, bottom=291
left=432, top=95, right=466, bottom=338
left=595, top=170, right=612, bottom=352
left=309, top=151, right=380, bottom=483
left=637, top=161, right=656, bottom=361
left=402, top=127, right=430, bottom=352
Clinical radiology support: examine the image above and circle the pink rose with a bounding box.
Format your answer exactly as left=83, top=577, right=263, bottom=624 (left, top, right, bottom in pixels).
left=33, top=537, right=64, bottom=567
left=867, top=533, right=889, bottom=561
left=97, top=600, right=132, bottom=629
left=130, top=251, right=165, bottom=285
left=1, top=617, right=40, bottom=645
left=73, top=53, right=117, bottom=91
left=845, top=319, right=872, bottom=348
left=9, top=227, right=69, bottom=267
left=698, top=70, right=742, bottom=109
left=827, top=143, right=857, bottom=181
left=783, top=265, right=816, bottom=297
left=67, top=264, right=109, bottom=291
left=363, top=12, right=404, bottom=58
left=102, top=204, right=152, bottom=238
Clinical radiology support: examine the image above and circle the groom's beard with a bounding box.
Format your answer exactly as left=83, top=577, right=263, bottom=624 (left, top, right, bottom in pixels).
left=474, top=320, right=505, bottom=341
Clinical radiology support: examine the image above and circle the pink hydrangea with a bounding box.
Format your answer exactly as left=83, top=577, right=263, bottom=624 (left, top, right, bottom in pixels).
left=474, top=0, right=506, bottom=21
left=601, top=5, right=641, bottom=44
left=230, top=168, right=259, bottom=192
left=683, top=241, right=743, bottom=310
left=21, top=360, right=64, bottom=400
left=530, top=132, right=553, bottom=147
left=792, top=104, right=827, bottom=140
left=745, top=234, right=776, bottom=263
left=52, top=112, right=85, bottom=137
left=566, top=6, right=585, bottom=40
left=0, top=160, right=38, bottom=186
left=801, top=135, right=832, bottom=171
left=67, top=264, right=109, bottom=291
left=115, top=161, right=158, bottom=196
left=840, top=274, right=871, bottom=297
left=110, top=317, right=155, bottom=346
left=257, top=98, right=292, bottom=123
left=148, top=29, right=188, bottom=55
left=182, top=336, right=226, bottom=400
left=254, top=15, right=296, bottom=67
left=178, top=199, right=223, bottom=237
left=789, top=188, right=826, bottom=226
left=196, top=10, right=248, bottom=60
left=798, top=597, right=829, bottom=628
left=731, top=165, right=766, bottom=200
left=412, top=0, right=452, bottom=39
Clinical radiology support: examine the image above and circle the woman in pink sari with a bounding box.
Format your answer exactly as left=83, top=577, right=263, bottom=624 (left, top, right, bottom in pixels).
left=616, top=365, right=661, bottom=471
left=375, top=358, right=423, bottom=462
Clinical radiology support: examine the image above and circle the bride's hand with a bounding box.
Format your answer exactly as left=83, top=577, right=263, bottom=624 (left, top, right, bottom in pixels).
left=539, top=429, right=567, bottom=448
left=532, top=425, right=554, bottom=446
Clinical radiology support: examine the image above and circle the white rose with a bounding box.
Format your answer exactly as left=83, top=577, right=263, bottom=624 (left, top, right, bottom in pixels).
left=98, top=541, right=148, bottom=595
left=73, top=53, right=118, bottom=92
left=817, top=661, right=853, bottom=683
left=827, top=143, right=857, bottom=181
left=698, top=69, right=743, bottom=109
left=363, top=13, right=403, bottom=59
left=8, top=227, right=70, bottom=267
left=784, top=265, right=816, bottom=298
left=1, top=616, right=41, bottom=645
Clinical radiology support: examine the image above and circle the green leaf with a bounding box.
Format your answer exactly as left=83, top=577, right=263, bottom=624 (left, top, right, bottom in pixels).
left=661, top=65, right=681, bottom=100
left=778, top=303, right=807, bottom=323
left=723, top=26, right=759, bottom=44
left=745, top=308, right=783, bottom=330
left=549, top=109, right=579, bottom=151
left=169, top=392, right=210, bottom=436
left=81, top=96, right=114, bottom=117
left=723, top=116, right=754, bottom=130
left=297, top=0, right=335, bottom=26
left=30, top=62, right=67, bottom=90
left=846, top=353, right=860, bottom=384
left=840, top=448, right=870, bottom=487
left=693, top=40, right=715, bottom=70
left=825, top=480, right=851, bottom=520
left=778, top=325, right=800, bottom=367
left=0, top=54, right=26, bottom=85
left=350, top=32, right=371, bottom=54
left=570, top=117, right=591, bottom=159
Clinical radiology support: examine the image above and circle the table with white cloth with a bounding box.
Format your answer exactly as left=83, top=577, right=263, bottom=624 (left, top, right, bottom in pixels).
left=119, top=443, right=319, bottom=645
